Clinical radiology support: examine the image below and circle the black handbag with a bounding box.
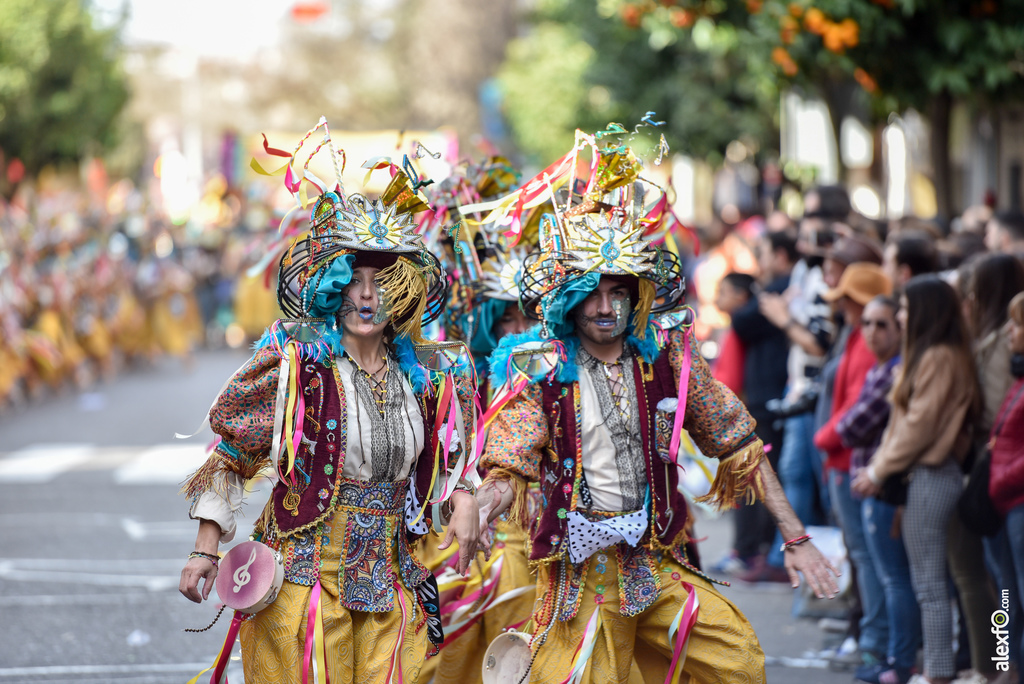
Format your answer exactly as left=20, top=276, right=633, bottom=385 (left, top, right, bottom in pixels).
left=876, top=470, right=910, bottom=506
left=958, top=450, right=1003, bottom=537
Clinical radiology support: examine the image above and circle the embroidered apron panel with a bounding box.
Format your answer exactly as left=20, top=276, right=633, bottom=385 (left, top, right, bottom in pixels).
left=336, top=479, right=405, bottom=612
left=616, top=543, right=661, bottom=617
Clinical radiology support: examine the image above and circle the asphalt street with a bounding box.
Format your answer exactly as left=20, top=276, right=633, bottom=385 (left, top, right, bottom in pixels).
left=0, top=348, right=855, bottom=684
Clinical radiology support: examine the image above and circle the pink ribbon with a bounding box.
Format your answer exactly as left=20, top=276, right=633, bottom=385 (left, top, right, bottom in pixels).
left=667, top=332, right=692, bottom=466
left=291, top=389, right=306, bottom=483
left=664, top=583, right=700, bottom=684
left=209, top=611, right=243, bottom=684
left=302, top=582, right=322, bottom=684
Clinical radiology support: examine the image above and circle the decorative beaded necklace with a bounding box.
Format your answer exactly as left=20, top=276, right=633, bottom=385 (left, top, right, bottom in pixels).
left=346, top=349, right=389, bottom=417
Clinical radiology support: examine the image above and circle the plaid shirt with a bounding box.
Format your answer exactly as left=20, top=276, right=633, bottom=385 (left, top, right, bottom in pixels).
left=836, top=355, right=900, bottom=471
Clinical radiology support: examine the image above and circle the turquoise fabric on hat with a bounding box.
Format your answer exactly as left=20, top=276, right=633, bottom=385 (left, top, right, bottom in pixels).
left=469, top=297, right=510, bottom=357
left=544, top=271, right=600, bottom=337
left=305, top=253, right=355, bottom=318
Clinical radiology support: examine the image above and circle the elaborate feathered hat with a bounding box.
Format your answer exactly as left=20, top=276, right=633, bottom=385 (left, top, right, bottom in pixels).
left=267, top=119, right=449, bottom=343
left=516, top=141, right=685, bottom=339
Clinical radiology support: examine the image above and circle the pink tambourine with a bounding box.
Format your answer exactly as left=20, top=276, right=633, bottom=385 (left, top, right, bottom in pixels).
left=215, top=541, right=284, bottom=614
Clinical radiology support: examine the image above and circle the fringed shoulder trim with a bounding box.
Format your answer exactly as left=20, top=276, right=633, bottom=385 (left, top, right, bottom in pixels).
left=252, top=319, right=343, bottom=363
left=394, top=335, right=474, bottom=396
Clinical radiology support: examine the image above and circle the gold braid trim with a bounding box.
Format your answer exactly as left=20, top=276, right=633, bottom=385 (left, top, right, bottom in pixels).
left=482, top=467, right=530, bottom=529
left=179, top=448, right=271, bottom=501
left=375, top=256, right=427, bottom=342
left=695, top=438, right=766, bottom=509
left=632, top=278, right=655, bottom=340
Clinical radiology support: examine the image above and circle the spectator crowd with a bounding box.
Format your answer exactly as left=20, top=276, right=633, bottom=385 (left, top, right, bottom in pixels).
left=706, top=187, right=1024, bottom=684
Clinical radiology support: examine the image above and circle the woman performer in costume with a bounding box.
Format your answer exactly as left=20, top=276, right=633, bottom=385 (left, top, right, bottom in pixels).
left=179, top=124, right=484, bottom=683
left=471, top=133, right=839, bottom=683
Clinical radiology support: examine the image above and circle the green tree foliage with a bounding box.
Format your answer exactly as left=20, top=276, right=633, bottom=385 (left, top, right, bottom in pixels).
left=0, top=0, right=129, bottom=176
left=498, top=0, right=780, bottom=165
left=605, top=0, right=1024, bottom=121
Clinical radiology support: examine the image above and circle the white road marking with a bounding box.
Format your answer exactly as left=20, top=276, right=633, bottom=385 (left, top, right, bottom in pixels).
left=113, top=443, right=209, bottom=484
left=0, top=663, right=213, bottom=677
left=0, top=593, right=181, bottom=606
left=0, top=557, right=182, bottom=571
left=0, top=444, right=95, bottom=482
left=121, top=517, right=199, bottom=542
left=0, top=560, right=177, bottom=591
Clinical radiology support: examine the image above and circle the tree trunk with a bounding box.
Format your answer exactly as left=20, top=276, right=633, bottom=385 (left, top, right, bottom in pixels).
left=819, top=78, right=861, bottom=186
left=928, top=91, right=953, bottom=222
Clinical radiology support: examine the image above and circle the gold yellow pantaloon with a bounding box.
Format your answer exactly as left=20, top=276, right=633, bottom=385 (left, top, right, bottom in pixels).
left=430, top=519, right=537, bottom=684
left=239, top=509, right=428, bottom=684
left=530, top=550, right=766, bottom=684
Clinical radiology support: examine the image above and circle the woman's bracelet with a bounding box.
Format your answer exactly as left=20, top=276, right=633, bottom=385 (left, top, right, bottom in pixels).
left=189, top=551, right=220, bottom=565
left=441, top=488, right=475, bottom=520
left=780, top=534, right=812, bottom=553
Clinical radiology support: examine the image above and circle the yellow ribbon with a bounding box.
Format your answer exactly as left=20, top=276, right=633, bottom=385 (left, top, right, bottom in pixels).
left=185, top=666, right=214, bottom=684
left=284, top=342, right=299, bottom=478
left=250, top=157, right=290, bottom=177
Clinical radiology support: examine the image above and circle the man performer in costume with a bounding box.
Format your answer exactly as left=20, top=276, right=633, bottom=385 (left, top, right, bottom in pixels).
left=474, top=136, right=840, bottom=683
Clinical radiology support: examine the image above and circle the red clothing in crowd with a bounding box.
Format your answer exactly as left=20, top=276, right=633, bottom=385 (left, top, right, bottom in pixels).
left=989, top=377, right=1024, bottom=516
left=815, top=327, right=877, bottom=473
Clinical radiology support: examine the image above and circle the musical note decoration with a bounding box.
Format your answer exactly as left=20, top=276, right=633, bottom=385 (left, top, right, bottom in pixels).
left=447, top=220, right=464, bottom=253
left=655, top=134, right=670, bottom=166
left=414, top=141, right=442, bottom=160
left=233, top=548, right=257, bottom=593
left=402, top=154, right=435, bottom=192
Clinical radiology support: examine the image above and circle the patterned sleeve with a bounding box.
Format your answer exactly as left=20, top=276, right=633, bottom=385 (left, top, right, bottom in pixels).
left=453, top=370, right=481, bottom=486
left=181, top=346, right=281, bottom=503
left=666, top=327, right=757, bottom=458
left=480, top=382, right=547, bottom=483
left=666, top=327, right=765, bottom=508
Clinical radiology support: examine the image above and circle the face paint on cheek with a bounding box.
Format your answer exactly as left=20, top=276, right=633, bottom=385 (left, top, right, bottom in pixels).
left=610, top=298, right=629, bottom=336
left=337, top=295, right=357, bottom=318
left=371, top=284, right=392, bottom=326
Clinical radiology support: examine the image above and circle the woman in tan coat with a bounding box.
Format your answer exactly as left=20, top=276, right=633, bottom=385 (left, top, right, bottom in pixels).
left=853, top=275, right=981, bottom=684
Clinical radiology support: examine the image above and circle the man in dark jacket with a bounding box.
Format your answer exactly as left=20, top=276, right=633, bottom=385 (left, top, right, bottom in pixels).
left=728, top=229, right=797, bottom=580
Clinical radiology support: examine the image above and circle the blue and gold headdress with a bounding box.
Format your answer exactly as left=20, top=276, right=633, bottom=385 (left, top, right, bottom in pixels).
left=516, top=141, right=684, bottom=339
left=269, top=119, right=449, bottom=343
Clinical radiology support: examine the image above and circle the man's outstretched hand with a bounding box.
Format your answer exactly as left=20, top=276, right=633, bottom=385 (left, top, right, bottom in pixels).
left=783, top=542, right=841, bottom=599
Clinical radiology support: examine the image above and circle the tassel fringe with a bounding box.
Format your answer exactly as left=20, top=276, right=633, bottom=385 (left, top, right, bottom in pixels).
left=632, top=279, right=655, bottom=340
left=483, top=468, right=530, bottom=528
left=695, top=439, right=766, bottom=509
left=179, top=448, right=271, bottom=502
left=376, top=257, right=428, bottom=343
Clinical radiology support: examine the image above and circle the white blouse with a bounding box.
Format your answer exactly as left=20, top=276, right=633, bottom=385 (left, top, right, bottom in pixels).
left=192, top=355, right=426, bottom=542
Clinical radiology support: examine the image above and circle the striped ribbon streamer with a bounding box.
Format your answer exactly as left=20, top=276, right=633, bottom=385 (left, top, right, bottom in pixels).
left=665, top=582, right=700, bottom=684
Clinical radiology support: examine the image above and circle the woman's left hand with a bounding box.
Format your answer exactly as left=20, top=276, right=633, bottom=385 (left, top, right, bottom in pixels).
left=438, top=490, right=482, bottom=576
left=851, top=469, right=881, bottom=498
